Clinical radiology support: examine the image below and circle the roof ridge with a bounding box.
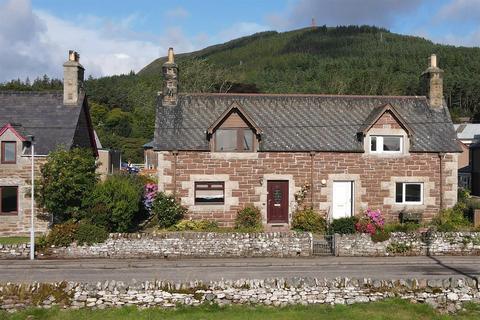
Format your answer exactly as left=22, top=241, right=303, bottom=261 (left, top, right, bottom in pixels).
left=179, top=92, right=428, bottom=99
left=0, top=90, right=62, bottom=95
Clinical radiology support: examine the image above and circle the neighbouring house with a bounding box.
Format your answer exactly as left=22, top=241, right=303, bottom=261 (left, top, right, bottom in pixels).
left=95, top=131, right=122, bottom=178
left=143, top=140, right=157, bottom=170
left=453, top=123, right=480, bottom=190
left=0, top=51, right=97, bottom=236
left=152, top=49, right=461, bottom=229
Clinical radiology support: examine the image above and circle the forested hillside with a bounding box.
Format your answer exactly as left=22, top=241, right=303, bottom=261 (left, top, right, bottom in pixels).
left=2, top=26, right=480, bottom=161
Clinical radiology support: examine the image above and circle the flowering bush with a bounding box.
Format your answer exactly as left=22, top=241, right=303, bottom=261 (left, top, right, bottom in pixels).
left=143, top=183, right=158, bottom=213
left=152, top=192, right=187, bottom=228
left=355, top=208, right=385, bottom=235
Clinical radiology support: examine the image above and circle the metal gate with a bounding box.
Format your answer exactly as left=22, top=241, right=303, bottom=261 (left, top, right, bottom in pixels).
left=312, top=235, right=335, bottom=256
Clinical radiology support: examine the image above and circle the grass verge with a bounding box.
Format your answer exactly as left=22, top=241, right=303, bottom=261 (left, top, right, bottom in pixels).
left=0, top=237, right=30, bottom=245
left=1, top=299, right=480, bottom=320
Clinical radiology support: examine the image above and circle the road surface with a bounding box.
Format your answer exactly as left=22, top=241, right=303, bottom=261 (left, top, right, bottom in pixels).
left=0, top=256, right=478, bottom=283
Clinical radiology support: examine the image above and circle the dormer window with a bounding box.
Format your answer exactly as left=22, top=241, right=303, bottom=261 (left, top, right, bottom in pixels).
left=370, top=136, right=402, bottom=153
left=1, top=141, right=16, bottom=164
left=208, top=101, right=262, bottom=153
left=215, top=128, right=254, bottom=152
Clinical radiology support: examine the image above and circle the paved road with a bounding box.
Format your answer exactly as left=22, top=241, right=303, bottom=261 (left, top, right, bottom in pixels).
left=0, top=257, right=478, bottom=283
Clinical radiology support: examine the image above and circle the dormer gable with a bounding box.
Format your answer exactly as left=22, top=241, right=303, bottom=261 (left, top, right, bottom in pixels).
left=207, top=101, right=262, bottom=135
left=0, top=123, right=26, bottom=142
left=0, top=123, right=26, bottom=164
left=359, top=103, right=412, bottom=136
left=207, top=101, right=261, bottom=152
left=359, top=104, right=412, bottom=155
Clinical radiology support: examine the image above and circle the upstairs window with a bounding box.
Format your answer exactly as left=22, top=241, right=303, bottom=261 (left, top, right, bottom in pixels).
left=395, top=182, right=423, bottom=204
left=195, top=182, right=225, bottom=205
left=215, top=128, right=254, bottom=152
left=1, top=141, right=16, bottom=164
left=0, top=186, right=18, bottom=215
left=370, top=136, right=402, bottom=154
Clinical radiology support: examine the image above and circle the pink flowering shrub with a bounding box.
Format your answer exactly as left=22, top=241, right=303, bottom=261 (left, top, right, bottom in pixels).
left=143, top=183, right=158, bottom=213
left=355, top=208, right=385, bottom=235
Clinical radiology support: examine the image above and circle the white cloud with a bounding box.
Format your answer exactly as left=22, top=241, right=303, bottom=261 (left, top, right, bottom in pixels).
left=165, top=7, right=190, bottom=19
left=269, top=0, right=425, bottom=29
left=436, top=0, right=480, bottom=22
left=217, top=22, right=270, bottom=42
left=0, top=0, right=201, bottom=82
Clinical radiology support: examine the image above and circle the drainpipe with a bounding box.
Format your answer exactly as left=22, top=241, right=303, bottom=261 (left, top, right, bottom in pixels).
left=309, top=151, right=316, bottom=209
left=172, top=150, right=179, bottom=199
left=438, top=152, right=445, bottom=210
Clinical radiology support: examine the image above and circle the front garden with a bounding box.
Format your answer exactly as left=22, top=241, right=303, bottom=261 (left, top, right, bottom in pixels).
left=29, top=148, right=480, bottom=254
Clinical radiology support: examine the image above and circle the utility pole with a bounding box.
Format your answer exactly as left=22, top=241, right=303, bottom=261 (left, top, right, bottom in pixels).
left=28, top=135, right=35, bottom=260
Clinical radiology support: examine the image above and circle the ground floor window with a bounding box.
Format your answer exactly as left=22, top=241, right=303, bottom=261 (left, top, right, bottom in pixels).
left=395, top=182, right=423, bottom=204
left=194, top=182, right=225, bottom=205
left=0, top=186, right=18, bottom=214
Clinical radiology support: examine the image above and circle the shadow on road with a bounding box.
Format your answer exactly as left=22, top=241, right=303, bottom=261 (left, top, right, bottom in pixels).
left=426, top=255, right=478, bottom=281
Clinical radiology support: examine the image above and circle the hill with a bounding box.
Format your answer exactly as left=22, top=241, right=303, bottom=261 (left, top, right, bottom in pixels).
left=2, top=26, right=480, bottom=161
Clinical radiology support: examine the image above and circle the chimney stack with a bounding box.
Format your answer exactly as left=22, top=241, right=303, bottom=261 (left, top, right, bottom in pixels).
left=421, top=54, right=444, bottom=109
left=63, top=50, right=84, bottom=105
left=162, top=47, right=179, bottom=106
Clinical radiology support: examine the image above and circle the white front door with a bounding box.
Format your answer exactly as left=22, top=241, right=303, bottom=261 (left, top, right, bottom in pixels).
left=332, top=181, right=353, bottom=219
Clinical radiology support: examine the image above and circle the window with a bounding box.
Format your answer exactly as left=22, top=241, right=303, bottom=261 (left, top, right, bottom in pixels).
left=215, top=128, right=254, bottom=152
left=1, top=141, right=16, bottom=164
left=195, top=182, right=225, bottom=205
left=395, top=182, right=423, bottom=204
left=370, top=136, right=402, bottom=153
left=0, top=186, right=18, bottom=214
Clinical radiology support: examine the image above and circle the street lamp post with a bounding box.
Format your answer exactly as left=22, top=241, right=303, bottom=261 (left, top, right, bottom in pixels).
left=27, top=135, right=35, bottom=260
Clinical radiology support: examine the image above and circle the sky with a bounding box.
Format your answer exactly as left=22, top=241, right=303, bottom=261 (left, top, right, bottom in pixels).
left=0, top=0, right=479, bottom=82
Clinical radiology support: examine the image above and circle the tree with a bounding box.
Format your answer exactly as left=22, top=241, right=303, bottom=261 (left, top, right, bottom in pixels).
left=37, top=148, right=98, bottom=223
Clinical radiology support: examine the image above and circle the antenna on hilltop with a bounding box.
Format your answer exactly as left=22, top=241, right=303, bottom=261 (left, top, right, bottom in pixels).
left=311, top=17, right=316, bottom=28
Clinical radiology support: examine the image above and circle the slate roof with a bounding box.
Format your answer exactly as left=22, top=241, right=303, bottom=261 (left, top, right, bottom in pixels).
left=153, top=93, right=461, bottom=153
left=454, top=123, right=480, bottom=141
left=0, top=91, right=86, bottom=155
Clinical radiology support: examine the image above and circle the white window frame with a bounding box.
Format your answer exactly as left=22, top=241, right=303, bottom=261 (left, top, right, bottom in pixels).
left=396, top=182, right=423, bottom=204
left=370, top=135, right=403, bottom=154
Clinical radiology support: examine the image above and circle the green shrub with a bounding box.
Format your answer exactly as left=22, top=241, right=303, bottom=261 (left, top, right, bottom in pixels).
left=431, top=204, right=471, bottom=232
left=37, top=148, right=98, bottom=223
left=235, top=206, right=262, bottom=231
left=384, top=223, right=420, bottom=233
left=329, top=217, right=357, bottom=234
left=371, top=229, right=391, bottom=243
left=170, top=220, right=219, bottom=231
left=75, top=223, right=109, bottom=246
left=35, top=235, right=48, bottom=251
left=83, top=174, right=145, bottom=232
left=292, top=209, right=326, bottom=233
left=46, top=222, right=79, bottom=247
left=152, top=192, right=187, bottom=228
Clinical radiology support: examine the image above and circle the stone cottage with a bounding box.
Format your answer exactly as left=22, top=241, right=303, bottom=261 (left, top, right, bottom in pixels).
left=0, top=51, right=97, bottom=236
left=152, top=49, right=461, bottom=229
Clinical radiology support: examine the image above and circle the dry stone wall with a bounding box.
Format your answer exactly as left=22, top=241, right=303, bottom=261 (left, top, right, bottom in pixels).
left=43, top=232, right=312, bottom=259
left=1, top=277, right=479, bottom=313
left=336, top=232, right=480, bottom=256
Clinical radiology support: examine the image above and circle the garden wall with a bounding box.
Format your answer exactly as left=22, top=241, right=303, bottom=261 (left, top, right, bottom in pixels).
left=335, top=232, right=480, bottom=256
left=1, top=277, right=479, bottom=312
left=42, top=232, right=312, bottom=259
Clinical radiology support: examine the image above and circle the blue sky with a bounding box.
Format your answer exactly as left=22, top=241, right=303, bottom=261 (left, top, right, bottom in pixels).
left=1, top=0, right=479, bottom=81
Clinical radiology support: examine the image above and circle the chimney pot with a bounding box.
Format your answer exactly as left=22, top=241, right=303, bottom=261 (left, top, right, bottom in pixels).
left=430, top=54, right=437, bottom=68
left=167, top=47, right=174, bottom=64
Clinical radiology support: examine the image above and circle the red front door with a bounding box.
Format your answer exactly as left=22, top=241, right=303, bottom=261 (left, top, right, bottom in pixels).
left=267, top=180, right=289, bottom=223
